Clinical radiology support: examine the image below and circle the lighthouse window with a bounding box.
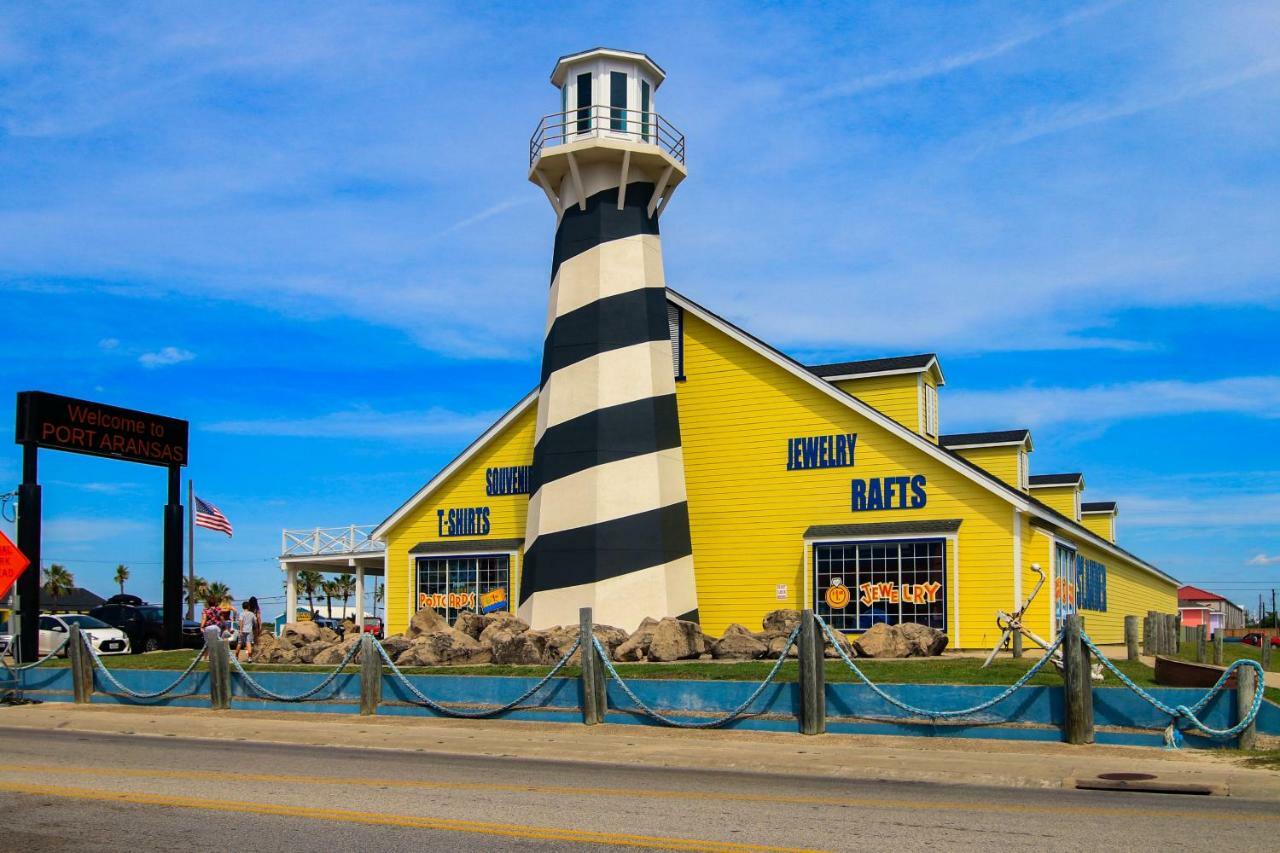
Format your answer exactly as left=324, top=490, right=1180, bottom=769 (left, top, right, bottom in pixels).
left=610, top=71, right=627, bottom=131
left=576, top=72, right=592, bottom=133
left=641, top=80, right=651, bottom=142
left=668, top=303, right=684, bottom=380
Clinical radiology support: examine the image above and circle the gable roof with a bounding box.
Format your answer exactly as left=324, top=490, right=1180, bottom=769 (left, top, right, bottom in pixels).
left=807, top=353, right=944, bottom=384
left=1178, top=584, right=1227, bottom=603
left=42, top=587, right=107, bottom=612
left=1029, top=472, right=1084, bottom=487
left=940, top=429, right=1032, bottom=450
left=373, top=289, right=1174, bottom=586
left=1081, top=501, right=1117, bottom=514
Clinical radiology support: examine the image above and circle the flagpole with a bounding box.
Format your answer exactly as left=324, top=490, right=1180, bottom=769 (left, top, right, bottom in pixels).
left=186, top=479, right=195, bottom=620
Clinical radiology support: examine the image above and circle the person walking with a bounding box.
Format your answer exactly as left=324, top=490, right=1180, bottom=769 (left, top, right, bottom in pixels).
left=238, top=601, right=257, bottom=661
left=199, top=597, right=223, bottom=649
left=245, top=596, right=264, bottom=640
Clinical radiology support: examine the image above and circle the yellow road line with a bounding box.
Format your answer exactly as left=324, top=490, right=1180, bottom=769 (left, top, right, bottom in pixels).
left=0, top=780, right=821, bottom=853
left=0, top=762, right=1274, bottom=823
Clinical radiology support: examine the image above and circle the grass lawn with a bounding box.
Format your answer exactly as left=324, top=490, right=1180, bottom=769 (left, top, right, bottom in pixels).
left=20, top=648, right=1162, bottom=690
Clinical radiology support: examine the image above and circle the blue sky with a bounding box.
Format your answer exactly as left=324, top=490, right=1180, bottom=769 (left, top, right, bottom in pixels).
left=1, top=1, right=1277, bottom=620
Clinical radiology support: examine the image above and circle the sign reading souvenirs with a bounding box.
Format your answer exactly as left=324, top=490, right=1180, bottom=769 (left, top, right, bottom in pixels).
left=486, top=465, right=533, bottom=496
left=436, top=507, right=491, bottom=537
left=787, top=433, right=856, bottom=470
left=851, top=474, right=927, bottom=511
left=15, top=391, right=189, bottom=467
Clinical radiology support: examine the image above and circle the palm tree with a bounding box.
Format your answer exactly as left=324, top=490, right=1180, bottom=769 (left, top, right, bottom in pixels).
left=320, top=578, right=338, bottom=620
left=336, top=573, right=356, bottom=620
left=113, top=564, right=130, bottom=595
left=207, top=581, right=230, bottom=604
left=42, top=564, right=75, bottom=599
left=184, top=574, right=209, bottom=610
left=374, top=583, right=384, bottom=620
left=297, top=570, right=323, bottom=618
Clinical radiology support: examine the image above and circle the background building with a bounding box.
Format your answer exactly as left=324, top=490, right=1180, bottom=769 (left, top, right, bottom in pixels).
left=1178, top=584, right=1247, bottom=634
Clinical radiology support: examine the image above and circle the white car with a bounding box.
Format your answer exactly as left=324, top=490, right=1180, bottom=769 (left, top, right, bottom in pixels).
left=39, top=614, right=131, bottom=656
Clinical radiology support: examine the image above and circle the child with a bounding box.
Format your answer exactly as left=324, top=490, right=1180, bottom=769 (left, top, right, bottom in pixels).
left=238, top=602, right=257, bottom=661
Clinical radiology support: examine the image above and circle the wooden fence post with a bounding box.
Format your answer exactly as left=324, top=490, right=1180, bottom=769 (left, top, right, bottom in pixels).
left=798, top=610, right=826, bottom=735
left=1062, top=614, right=1094, bottom=745
left=1237, top=664, right=1259, bottom=751
left=1011, top=631, right=1023, bottom=659
left=1197, top=625, right=1207, bottom=663
left=68, top=625, right=93, bottom=704
left=1173, top=614, right=1182, bottom=654
left=1213, top=631, right=1224, bottom=667
left=1124, top=616, right=1139, bottom=662
left=359, top=633, right=380, bottom=716
left=1262, top=637, right=1272, bottom=673
left=209, top=639, right=231, bottom=710
left=579, top=608, right=603, bottom=726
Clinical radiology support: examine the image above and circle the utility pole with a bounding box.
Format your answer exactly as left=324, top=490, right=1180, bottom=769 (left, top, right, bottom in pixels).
left=1272, top=588, right=1277, bottom=631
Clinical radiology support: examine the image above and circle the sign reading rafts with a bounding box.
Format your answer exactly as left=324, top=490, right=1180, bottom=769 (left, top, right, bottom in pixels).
left=15, top=391, right=188, bottom=467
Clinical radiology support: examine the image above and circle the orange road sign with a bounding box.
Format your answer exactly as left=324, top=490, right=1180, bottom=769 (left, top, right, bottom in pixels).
left=0, top=530, right=31, bottom=600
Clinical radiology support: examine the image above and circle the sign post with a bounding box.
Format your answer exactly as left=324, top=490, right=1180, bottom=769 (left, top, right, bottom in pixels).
left=13, top=391, right=189, bottom=658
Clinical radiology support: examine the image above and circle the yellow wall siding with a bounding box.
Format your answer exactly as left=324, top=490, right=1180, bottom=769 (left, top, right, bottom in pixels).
left=381, top=404, right=536, bottom=636
left=1072, top=539, right=1178, bottom=644
left=1081, top=513, right=1115, bottom=543
left=1031, top=485, right=1079, bottom=521
left=954, top=446, right=1020, bottom=489
left=678, top=313, right=1015, bottom=647
left=832, top=374, right=921, bottom=435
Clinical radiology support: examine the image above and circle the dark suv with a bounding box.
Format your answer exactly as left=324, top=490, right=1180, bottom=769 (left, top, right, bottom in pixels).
left=88, top=603, right=202, bottom=652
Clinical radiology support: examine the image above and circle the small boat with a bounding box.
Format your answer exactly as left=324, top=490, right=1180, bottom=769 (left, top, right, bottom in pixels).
left=1153, top=655, right=1237, bottom=689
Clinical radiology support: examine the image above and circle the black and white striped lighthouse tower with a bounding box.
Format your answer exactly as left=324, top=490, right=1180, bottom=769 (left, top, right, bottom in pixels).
left=520, top=48, right=695, bottom=631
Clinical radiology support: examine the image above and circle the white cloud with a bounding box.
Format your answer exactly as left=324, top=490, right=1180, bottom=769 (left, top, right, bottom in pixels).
left=1247, top=553, right=1280, bottom=566
left=138, top=346, right=195, bottom=368
left=945, top=376, right=1280, bottom=430
left=206, top=405, right=502, bottom=440
left=1115, top=492, right=1280, bottom=530
left=98, top=337, right=119, bottom=351
left=812, top=0, right=1126, bottom=103
left=42, top=516, right=150, bottom=543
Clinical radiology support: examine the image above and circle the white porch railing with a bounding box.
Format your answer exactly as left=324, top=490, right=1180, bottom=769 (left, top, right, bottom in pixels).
left=281, top=525, right=385, bottom=557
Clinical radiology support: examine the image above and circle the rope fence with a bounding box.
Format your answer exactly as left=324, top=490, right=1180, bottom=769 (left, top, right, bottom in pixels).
left=2, top=615, right=1269, bottom=749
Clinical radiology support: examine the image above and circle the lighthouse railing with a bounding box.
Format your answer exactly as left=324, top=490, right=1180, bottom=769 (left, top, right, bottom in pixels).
left=530, top=105, right=685, bottom=165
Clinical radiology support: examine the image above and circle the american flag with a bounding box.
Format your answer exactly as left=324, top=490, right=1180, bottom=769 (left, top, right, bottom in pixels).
left=194, top=496, right=234, bottom=537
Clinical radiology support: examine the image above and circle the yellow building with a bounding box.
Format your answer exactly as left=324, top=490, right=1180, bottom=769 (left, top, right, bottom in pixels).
left=368, top=48, right=1177, bottom=649
left=371, top=288, right=1177, bottom=648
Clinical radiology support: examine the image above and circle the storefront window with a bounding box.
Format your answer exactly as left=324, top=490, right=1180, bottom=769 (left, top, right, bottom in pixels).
left=416, top=554, right=510, bottom=624
left=814, top=539, right=947, bottom=632
left=1053, top=543, right=1077, bottom=630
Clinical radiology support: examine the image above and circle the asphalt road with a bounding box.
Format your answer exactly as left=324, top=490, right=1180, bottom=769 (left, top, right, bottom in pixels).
left=1, top=727, right=1276, bottom=852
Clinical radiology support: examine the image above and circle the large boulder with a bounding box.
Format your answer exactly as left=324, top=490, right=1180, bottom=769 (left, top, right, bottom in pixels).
left=380, top=634, right=412, bottom=660
left=852, top=623, right=912, bottom=658
left=613, top=617, right=661, bottom=662
left=453, top=612, right=488, bottom=640
left=478, top=614, right=529, bottom=648
left=897, top=622, right=949, bottom=657
left=762, top=609, right=801, bottom=634
left=712, top=630, right=768, bottom=660
left=397, top=628, right=492, bottom=666
left=294, top=640, right=332, bottom=664
left=313, top=643, right=358, bottom=666
left=648, top=618, right=707, bottom=662
left=317, top=627, right=340, bottom=644
left=490, top=628, right=549, bottom=665
left=406, top=607, right=450, bottom=638
left=281, top=621, right=321, bottom=647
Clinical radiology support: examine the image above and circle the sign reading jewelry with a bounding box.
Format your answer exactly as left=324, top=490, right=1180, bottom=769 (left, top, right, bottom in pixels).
left=787, top=433, right=857, bottom=470
left=15, top=390, right=189, bottom=467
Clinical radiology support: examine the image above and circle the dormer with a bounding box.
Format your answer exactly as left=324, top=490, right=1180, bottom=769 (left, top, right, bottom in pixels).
left=808, top=354, right=945, bottom=440
left=940, top=429, right=1032, bottom=490
left=1081, top=501, right=1118, bottom=543
left=1029, top=472, right=1085, bottom=521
